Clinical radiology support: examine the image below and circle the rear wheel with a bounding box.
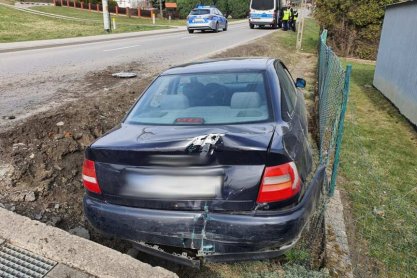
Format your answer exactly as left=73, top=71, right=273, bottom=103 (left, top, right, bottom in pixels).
left=249, top=23, right=255, bottom=29
left=223, top=22, right=228, bottom=31
left=214, top=22, right=219, bottom=33
left=188, top=29, right=194, bottom=34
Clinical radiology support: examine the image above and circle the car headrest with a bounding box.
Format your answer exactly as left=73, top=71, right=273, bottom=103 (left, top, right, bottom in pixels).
left=231, top=92, right=261, bottom=109
left=183, top=82, right=204, bottom=94
left=160, top=95, right=189, bottom=110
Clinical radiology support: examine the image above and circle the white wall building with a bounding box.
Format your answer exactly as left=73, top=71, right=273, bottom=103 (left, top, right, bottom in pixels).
left=373, top=0, right=417, bottom=125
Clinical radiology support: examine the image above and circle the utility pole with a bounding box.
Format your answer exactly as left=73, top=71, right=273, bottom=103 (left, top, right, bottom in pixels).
left=296, top=0, right=305, bottom=51
left=102, top=0, right=111, bottom=32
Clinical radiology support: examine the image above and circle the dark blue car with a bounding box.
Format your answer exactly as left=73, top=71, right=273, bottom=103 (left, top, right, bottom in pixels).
left=83, top=58, right=324, bottom=267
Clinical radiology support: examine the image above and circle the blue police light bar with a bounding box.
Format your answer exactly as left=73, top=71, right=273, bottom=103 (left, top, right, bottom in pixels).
left=195, top=4, right=216, bottom=8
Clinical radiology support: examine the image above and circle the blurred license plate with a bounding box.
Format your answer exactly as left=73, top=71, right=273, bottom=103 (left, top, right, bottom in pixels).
left=194, top=19, right=205, bottom=23
left=124, top=175, right=222, bottom=198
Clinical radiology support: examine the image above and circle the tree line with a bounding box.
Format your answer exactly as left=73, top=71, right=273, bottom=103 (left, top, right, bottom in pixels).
left=172, top=0, right=250, bottom=19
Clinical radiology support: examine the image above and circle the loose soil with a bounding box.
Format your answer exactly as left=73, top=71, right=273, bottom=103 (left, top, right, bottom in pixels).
left=0, top=66, right=152, bottom=255
left=0, top=30, right=335, bottom=277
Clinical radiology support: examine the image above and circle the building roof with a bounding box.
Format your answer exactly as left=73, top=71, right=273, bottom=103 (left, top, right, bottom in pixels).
left=165, top=2, right=177, bottom=8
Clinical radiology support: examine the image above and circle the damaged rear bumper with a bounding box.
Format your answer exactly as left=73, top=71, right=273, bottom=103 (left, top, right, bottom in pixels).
left=84, top=166, right=326, bottom=261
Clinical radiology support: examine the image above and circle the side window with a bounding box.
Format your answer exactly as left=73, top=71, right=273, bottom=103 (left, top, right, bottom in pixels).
left=283, top=68, right=298, bottom=105
left=275, top=63, right=297, bottom=120
left=217, top=9, right=223, bottom=16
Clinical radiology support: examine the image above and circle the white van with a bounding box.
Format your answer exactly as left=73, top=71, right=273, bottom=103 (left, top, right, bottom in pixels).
left=249, top=0, right=285, bottom=29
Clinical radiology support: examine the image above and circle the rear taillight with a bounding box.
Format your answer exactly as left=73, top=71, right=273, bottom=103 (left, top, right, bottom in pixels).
left=82, top=159, right=101, bottom=194
left=257, top=162, right=301, bottom=203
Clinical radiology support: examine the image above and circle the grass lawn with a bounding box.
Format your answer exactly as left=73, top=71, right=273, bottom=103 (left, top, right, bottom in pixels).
left=277, top=18, right=320, bottom=54
left=31, top=5, right=186, bottom=26
left=339, top=61, right=417, bottom=277
left=0, top=5, right=167, bottom=42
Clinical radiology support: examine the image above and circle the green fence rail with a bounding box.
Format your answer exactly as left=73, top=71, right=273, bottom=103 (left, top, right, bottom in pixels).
left=317, top=29, right=352, bottom=196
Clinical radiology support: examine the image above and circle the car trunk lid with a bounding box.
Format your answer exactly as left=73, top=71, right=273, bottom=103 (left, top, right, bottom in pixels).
left=86, top=123, right=279, bottom=211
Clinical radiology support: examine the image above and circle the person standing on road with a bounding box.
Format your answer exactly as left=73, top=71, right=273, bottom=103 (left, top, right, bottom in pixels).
left=282, top=7, right=290, bottom=31
left=288, top=5, right=294, bottom=31
left=278, top=7, right=285, bottom=28
left=291, top=8, right=298, bottom=32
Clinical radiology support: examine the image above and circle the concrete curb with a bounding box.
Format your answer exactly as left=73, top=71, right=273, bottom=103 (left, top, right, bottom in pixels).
left=0, top=208, right=177, bottom=278
left=325, top=189, right=354, bottom=278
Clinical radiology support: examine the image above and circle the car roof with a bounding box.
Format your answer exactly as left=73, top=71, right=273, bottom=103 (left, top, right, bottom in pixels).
left=190, top=7, right=214, bottom=12
left=194, top=5, right=214, bottom=9
left=161, top=58, right=277, bottom=75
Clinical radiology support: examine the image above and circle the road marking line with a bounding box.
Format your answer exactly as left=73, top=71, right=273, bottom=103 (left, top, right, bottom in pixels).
left=181, top=36, right=198, bottom=39
left=103, top=45, right=142, bottom=52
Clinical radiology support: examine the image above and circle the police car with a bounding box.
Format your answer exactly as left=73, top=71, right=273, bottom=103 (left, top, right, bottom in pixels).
left=186, top=5, right=228, bottom=33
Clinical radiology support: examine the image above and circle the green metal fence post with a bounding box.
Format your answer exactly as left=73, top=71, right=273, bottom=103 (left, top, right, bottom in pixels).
left=329, top=64, right=352, bottom=196
left=321, top=29, right=328, bottom=44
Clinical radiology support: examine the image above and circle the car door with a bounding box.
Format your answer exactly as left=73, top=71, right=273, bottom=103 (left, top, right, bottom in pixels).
left=275, top=61, right=312, bottom=181
left=216, top=9, right=225, bottom=28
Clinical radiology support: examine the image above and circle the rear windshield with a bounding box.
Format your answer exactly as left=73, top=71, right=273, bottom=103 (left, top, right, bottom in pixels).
left=251, top=0, right=274, bottom=10
left=125, top=72, right=272, bottom=125
left=190, top=9, right=210, bottom=15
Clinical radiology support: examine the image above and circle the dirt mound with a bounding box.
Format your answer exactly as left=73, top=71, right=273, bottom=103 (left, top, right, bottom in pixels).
left=0, top=75, right=152, bottom=231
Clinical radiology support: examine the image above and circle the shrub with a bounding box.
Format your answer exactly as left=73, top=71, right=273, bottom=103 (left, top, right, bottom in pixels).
left=314, top=0, right=400, bottom=59
left=176, top=0, right=249, bottom=19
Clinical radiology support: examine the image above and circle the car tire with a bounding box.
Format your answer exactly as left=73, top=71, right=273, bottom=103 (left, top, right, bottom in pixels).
left=223, top=22, right=228, bottom=31
left=214, top=22, right=219, bottom=33
left=272, top=21, right=279, bottom=29
left=188, top=29, right=194, bottom=34
left=249, top=23, right=255, bottom=29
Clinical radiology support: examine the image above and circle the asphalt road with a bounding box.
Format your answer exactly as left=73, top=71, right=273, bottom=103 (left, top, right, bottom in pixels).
left=0, top=22, right=276, bottom=126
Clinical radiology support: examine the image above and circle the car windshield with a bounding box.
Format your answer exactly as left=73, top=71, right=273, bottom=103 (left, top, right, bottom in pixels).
left=125, top=71, right=271, bottom=125
left=190, top=9, right=210, bottom=15
left=251, top=0, right=274, bottom=10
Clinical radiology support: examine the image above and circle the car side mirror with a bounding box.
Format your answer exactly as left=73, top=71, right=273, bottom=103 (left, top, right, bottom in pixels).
left=295, top=78, right=306, bottom=89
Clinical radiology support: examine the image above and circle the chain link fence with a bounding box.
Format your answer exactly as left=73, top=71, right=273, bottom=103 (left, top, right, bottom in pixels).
left=317, top=30, right=352, bottom=196
left=293, top=29, right=352, bottom=273
left=302, top=28, right=416, bottom=278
